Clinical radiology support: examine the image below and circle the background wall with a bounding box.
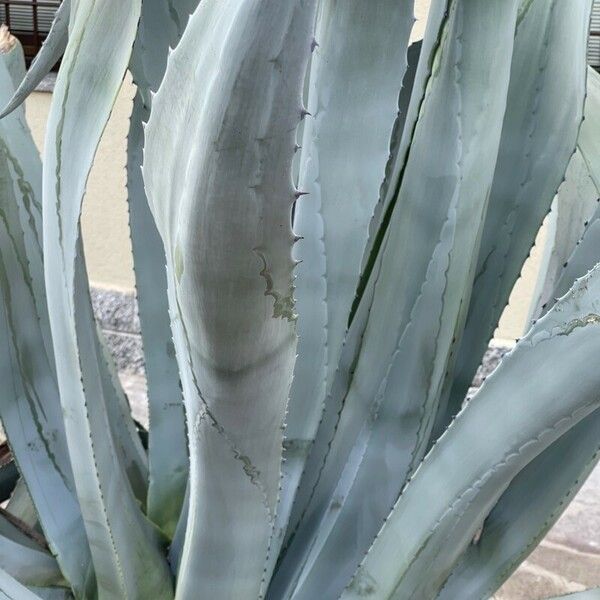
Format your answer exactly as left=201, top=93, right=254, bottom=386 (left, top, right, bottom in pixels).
left=25, top=75, right=137, bottom=291
left=23, top=4, right=546, bottom=345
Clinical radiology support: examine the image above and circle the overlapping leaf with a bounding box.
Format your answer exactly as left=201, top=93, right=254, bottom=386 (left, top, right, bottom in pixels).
left=436, top=0, right=592, bottom=434
left=144, top=1, right=317, bottom=596
left=42, top=0, right=172, bottom=596
left=280, top=0, right=416, bottom=565
left=272, top=1, right=522, bottom=598
left=0, top=40, right=90, bottom=595
left=343, top=265, right=600, bottom=600
left=126, top=0, right=200, bottom=539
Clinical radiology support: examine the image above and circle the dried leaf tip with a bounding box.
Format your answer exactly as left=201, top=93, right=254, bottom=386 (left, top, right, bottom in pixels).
left=0, top=25, right=17, bottom=54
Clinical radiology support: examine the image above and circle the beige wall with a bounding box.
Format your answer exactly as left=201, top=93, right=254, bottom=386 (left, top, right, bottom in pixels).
left=24, top=5, right=542, bottom=344
left=26, top=76, right=137, bottom=292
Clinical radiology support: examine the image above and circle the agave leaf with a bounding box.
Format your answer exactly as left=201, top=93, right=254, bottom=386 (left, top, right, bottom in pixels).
left=168, top=480, right=189, bottom=575
left=531, top=68, right=600, bottom=319
left=42, top=0, right=172, bottom=596
left=0, top=533, right=65, bottom=588
left=280, top=0, right=415, bottom=561
left=2, top=27, right=148, bottom=510
left=0, top=569, right=42, bottom=600
left=529, top=151, right=599, bottom=322
left=529, top=67, right=600, bottom=321
left=0, top=0, right=70, bottom=119
left=436, top=165, right=600, bottom=597
left=0, top=508, right=43, bottom=550
left=0, top=40, right=53, bottom=365
left=435, top=0, right=592, bottom=435
left=143, top=1, right=316, bottom=596
left=547, top=216, right=600, bottom=311
left=358, top=0, right=450, bottom=297
left=436, top=412, right=600, bottom=599
left=579, top=68, right=600, bottom=191
left=272, top=2, right=523, bottom=598
left=445, top=199, right=600, bottom=595
left=278, top=0, right=450, bottom=564
left=342, top=265, right=600, bottom=600
left=127, top=100, right=187, bottom=535
left=0, top=119, right=91, bottom=593
left=130, top=0, right=199, bottom=94
left=126, top=0, right=201, bottom=539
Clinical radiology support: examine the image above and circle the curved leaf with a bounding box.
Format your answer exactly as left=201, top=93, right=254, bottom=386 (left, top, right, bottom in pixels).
left=579, top=68, right=600, bottom=191
left=0, top=0, right=70, bottom=119
left=357, top=0, right=450, bottom=298
left=0, top=508, right=43, bottom=550
left=282, top=0, right=450, bottom=560
left=436, top=67, right=600, bottom=598
left=272, top=2, right=522, bottom=598
left=0, top=61, right=91, bottom=592
left=6, top=480, right=38, bottom=530
left=0, top=569, right=42, bottom=600
left=529, top=150, right=599, bottom=321
left=436, top=0, right=592, bottom=435
left=0, top=534, right=65, bottom=588
left=281, top=0, right=416, bottom=561
left=436, top=412, right=600, bottom=599
left=126, top=0, right=200, bottom=539
left=342, top=265, right=600, bottom=600
left=42, top=0, right=172, bottom=596
left=127, top=96, right=187, bottom=536
left=144, top=1, right=317, bottom=597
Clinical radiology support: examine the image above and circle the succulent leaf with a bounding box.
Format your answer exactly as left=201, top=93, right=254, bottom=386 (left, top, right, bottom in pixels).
left=0, top=0, right=70, bottom=119
left=126, top=0, right=200, bottom=540
left=529, top=151, right=600, bottom=322
left=272, top=1, right=523, bottom=598
left=436, top=0, right=592, bottom=435
left=0, top=568, right=43, bottom=600
left=579, top=67, right=600, bottom=191
left=437, top=73, right=600, bottom=593
left=0, top=532, right=65, bottom=588
left=437, top=412, right=600, bottom=599
left=343, top=264, right=600, bottom=600
left=41, top=0, right=173, bottom=596
left=143, top=1, right=317, bottom=596
left=281, top=0, right=416, bottom=563
left=0, top=48, right=91, bottom=595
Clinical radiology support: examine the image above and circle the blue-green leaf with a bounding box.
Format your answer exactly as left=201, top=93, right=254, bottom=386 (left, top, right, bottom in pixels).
left=0, top=532, right=65, bottom=588
left=342, top=265, right=600, bottom=600
left=273, top=2, right=522, bottom=598
left=280, top=0, right=416, bottom=563
left=144, top=1, right=317, bottom=596
left=0, top=569, right=42, bottom=600
left=0, top=50, right=90, bottom=594
left=42, top=0, right=172, bottom=596
left=0, top=0, right=70, bottom=119
left=126, top=0, right=200, bottom=539
left=437, top=0, right=592, bottom=434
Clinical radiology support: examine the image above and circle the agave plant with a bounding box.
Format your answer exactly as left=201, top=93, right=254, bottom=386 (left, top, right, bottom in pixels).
left=0, top=0, right=600, bottom=598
